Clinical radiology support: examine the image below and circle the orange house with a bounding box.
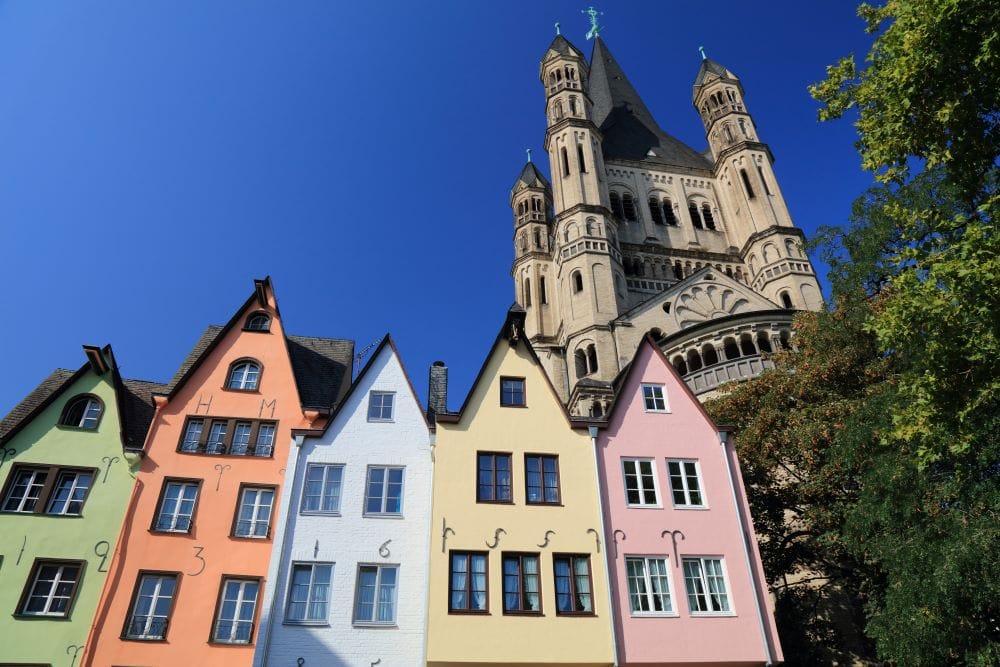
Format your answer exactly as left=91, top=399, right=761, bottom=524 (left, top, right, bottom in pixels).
left=83, top=278, right=352, bottom=666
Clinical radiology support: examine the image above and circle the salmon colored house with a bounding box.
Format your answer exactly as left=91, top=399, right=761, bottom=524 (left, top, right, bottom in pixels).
left=597, top=335, right=782, bottom=665
left=83, top=278, right=352, bottom=667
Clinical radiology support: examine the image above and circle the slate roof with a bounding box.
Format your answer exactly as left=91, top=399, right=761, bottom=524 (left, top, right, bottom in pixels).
left=167, top=325, right=223, bottom=392
left=588, top=38, right=713, bottom=172
left=692, top=58, right=738, bottom=102
left=119, top=379, right=168, bottom=449
left=0, top=368, right=77, bottom=440
left=543, top=34, right=583, bottom=59
left=511, top=161, right=550, bottom=193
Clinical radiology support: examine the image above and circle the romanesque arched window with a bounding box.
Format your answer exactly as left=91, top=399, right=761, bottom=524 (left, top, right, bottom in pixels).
left=723, top=337, right=740, bottom=360
left=572, top=271, right=584, bottom=293
left=701, top=344, right=719, bottom=367
left=672, top=355, right=688, bottom=376
left=702, top=204, right=716, bottom=230
left=686, top=349, right=703, bottom=372
left=569, top=96, right=578, bottom=116
left=662, top=199, right=678, bottom=225
left=784, top=238, right=798, bottom=258
left=587, top=345, right=599, bottom=374
left=757, top=166, right=773, bottom=195
left=688, top=202, right=703, bottom=229
left=780, top=291, right=793, bottom=309
left=648, top=196, right=663, bottom=224
left=757, top=332, right=773, bottom=353
left=534, top=229, right=542, bottom=249
left=561, top=147, right=570, bottom=176
left=739, top=333, right=756, bottom=357
left=524, top=278, right=532, bottom=307
left=539, top=276, right=547, bottom=304
left=575, top=349, right=587, bottom=378
left=740, top=168, right=755, bottom=199
left=609, top=192, right=624, bottom=219
left=577, top=144, right=587, bottom=173
left=622, top=193, right=637, bottom=221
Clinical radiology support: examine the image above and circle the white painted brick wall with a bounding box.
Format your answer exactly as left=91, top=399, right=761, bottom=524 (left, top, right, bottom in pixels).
left=255, top=344, right=433, bottom=667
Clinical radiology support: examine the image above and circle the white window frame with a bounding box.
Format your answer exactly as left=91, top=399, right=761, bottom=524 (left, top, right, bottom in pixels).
left=21, top=561, right=81, bottom=617
left=212, top=577, right=259, bottom=644
left=254, top=423, right=276, bottom=457
left=284, top=562, right=334, bottom=624
left=300, top=464, right=345, bottom=515
left=367, top=391, right=395, bottom=422
left=621, top=458, right=661, bottom=508
left=624, top=555, right=677, bottom=617
left=352, top=563, right=399, bottom=626
left=230, top=421, right=253, bottom=455
left=227, top=361, right=260, bottom=390
left=180, top=419, right=203, bottom=452
left=666, top=459, right=707, bottom=508
left=45, top=470, right=93, bottom=516
left=126, top=573, right=177, bottom=639
left=641, top=383, right=668, bottom=412
left=363, top=465, right=405, bottom=517
left=234, top=486, right=274, bottom=538
left=2, top=468, right=48, bottom=513
left=682, top=556, right=734, bottom=616
left=154, top=481, right=199, bottom=532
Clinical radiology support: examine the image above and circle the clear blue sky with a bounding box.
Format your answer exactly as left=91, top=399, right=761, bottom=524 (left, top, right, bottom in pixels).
left=0, top=1, right=875, bottom=415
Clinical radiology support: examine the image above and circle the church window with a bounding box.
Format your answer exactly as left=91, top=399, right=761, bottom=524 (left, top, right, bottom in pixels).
left=784, top=239, right=798, bottom=258
left=609, top=192, right=625, bottom=219
left=724, top=124, right=735, bottom=143
left=702, top=204, right=716, bottom=230
left=757, top=166, right=772, bottom=195
left=534, top=229, right=542, bottom=249
left=739, top=334, right=757, bottom=356
left=739, top=169, right=755, bottom=198
left=763, top=244, right=777, bottom=263
left=524, top=278, right=531, bottom=307
left=566, top=67, right=575, bottom=81
left=555, top=69, right=562, bottom=82
left=779, top=291, right=793, bottom=309
left=648, top=197, right=663, bottom=224
left=739, top=119, right=749, bottom=138
left=748, top=255, right=759, bottom=275
left=725, top=267, right=733, bottom=278
left=574, top=349, right=588, bottom=378
left=577, top=144, right=587, bottom=173
left=688, top=203, right=703, bottom=229
left=671, top=356, right=688, bottom=376
left=561, top=148, right=570, bottom=176
left=587, top=345, right=599, bottom=374
left=701, top=344, right=719, bottom=367
left=726, top=89, right=735, bottom=102
left=569, top=96, right=578, bottom=116
left=554, top=100, right=564, bottom=121
left=540, top=277, right=547, bottom=304
left=663, top=199, right=677, bottom=225
left=779, top=330, right=792, bottom=350
left=723, top=337, right=740, bottom=360
left=572, top=271, right=584, bottom=294
left=674, top=262, right=683, bottom=279
left=686, top=350, right=703, bottom=372
left=757, top=332, right=773, bottom=353
left=622, top=194, right=637, bottom=221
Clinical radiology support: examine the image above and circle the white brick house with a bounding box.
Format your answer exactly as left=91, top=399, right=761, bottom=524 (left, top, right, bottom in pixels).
left=254, top=337, right=433, bottom=666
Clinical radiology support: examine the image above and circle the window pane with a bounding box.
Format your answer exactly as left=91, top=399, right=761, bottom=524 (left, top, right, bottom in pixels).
left=254, top=424, right=275, bottom=456
left=231, top=422, right=252, bottom=455
left=181, top=420, right=203, bottom=452
left=355, top=566, right=377, bottom=622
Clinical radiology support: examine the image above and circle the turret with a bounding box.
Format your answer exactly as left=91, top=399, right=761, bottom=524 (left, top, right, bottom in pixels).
left=510, top=160, right=556, bottom=338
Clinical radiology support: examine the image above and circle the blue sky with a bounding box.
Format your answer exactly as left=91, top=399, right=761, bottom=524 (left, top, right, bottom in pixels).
left=0, top=1, right=875, bottom=414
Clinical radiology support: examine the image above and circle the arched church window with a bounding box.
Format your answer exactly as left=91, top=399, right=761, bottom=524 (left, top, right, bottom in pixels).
left=740, top=168, right=755, bottom=199
left=565, top=66, right=574, bottom=81
left=648, top=197, right=663, bottom=224
left=739, top=118, right=749, bottom=137
left=702, top=204, right=716, bottom=230
left=609, top=192, right=624, bottom=219
left=726, top=89, right=735, bottom=102
left=577, top=144, right=587, bottom=173
left=739, top=333, right=757, bottom=356
left=540, top=276, right=547, bottom=304
left=724, top=124, right=735, bottom=143
left=572, top=271, right=584, bottom=294
left=725, top=266, right=733, bottom=278
left=569, top=96, right=578, bottom=116
left=586, top=345, right=599, bottom=374
left=524, top=278, right=532, bottom=307
left=534, top=229, right=542, bottom=249
left=622, top=194, right=637, bottom=221
left=723, top=337, right=740, bottom=360
left=757, top=332, right=773, bottom=353
left=686, top=349, right=703, bottom=372
left=662, top=198, right=678, bottom=226
left=561, top=147, right=570, bottom=177
left=554, top=100, right=564, bottom=121
left=779, top=330, right=792, bottom=350
left=780, top=291, right=793, bottom=309
left=784, top=239, right=798, bottom=258
left=757, top=166, right=773, bottom=195
left=556, top=69, right=562, bottom=82
left=672, top=356, right=688, bottom=376
left=674, top=262, right=683, bottom=279
left=688, top=203, right=703, bottom=229
left=763, top=244, right=777, bottom=263
left=701, top=344, right=719, bottom=367
left=585, top=218, right=594, bottom=235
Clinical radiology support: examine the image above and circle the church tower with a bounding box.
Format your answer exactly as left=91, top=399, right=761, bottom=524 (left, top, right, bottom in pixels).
left=693, top=57, right=823, bottom=311
left=511, top=160, right=556, bottom=339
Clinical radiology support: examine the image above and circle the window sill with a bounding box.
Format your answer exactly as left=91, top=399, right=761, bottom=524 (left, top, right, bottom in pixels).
left=366, top=418, right=395, bottom=423
left=0, top=511, right=84, bottom=518
left=220, top=387, right=261, bottom=394
left=630, top=612, right=679, bottom=618
left=525, top=502, right=563, bottom=507
left=690, top=611, right=737, bottom=618
left=448, top=609, right=490, bottom=615
left=230, top=534, right=271, bottom=541
left=240, top=328, right=272, bottom=333
left=362, top=513, right=404, bottom=520
left=672, top=505, right=709, bottom=511
left=176, top=449, right=273, bottom=459
left=209, top=640, right=255, bottom=647
left=502, top=610, right=543, bottom=617
left=476, top=499, right=514, bottom=505
left=299, top=511, right=342, bottom=517
left=150, top=528, right=194, bottom=535
left=55, top=424, right=99, bottom=432
left=13, top=612, right=71, bottom=621
left=554, top=612, right=597, bottom=617
left=352, top=622, right=398, bottom=629
left=122, top=635, right=168, bottom=642
left=625, top=504, right=663, bottom=510
left=499, top=404, right=528, bottom=409
left=283, top=620, right=330, bottom=627
left=643, top=409, right=671, bottom=414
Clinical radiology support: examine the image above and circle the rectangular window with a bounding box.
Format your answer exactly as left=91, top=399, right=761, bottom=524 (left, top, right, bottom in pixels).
left=449, top=551, right=488, bottom=613
left=177, top=417, right=277, bottom=456
left=625, top=556, right=674, bottom=615
left=353, top=565, right=398, bottom=624
left=553, top=554, right=593, bottom=615
left=641, top=384, right=667, bottom=412
left=300, top=464, right=344, bottom=514
left=683, top=557, right=731, bottom=614
left=367, top=391, right=395, bottom=422
left=124, top=572, right=177, bottom=640
left=285, top=563, right=332, bottom=623
left=502, top=553, right=541, bottom=614
left=364, top=466, right=404, bottom=515
left=212, top=577, right=259, bottom=644
left=1, top=465, right=96, bottom=516
left=667, top=460, right=705, bottom=507
left=477, top=452, right=512, bottom=503
left=622, top=458, right=660, bottom=506
left=233, top=486, right=275, bottom=538
left=153, top=480, right=200, bottom=532
left=500, top=377, right=525, bottom=407
left=524, top=454, right=560, bottom=504
left=18, top=560, right=83, bottom=617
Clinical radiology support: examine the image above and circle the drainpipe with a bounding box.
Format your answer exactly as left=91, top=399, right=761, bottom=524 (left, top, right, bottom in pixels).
left=589, top=425, right=620, bottom=667
left=420, top=430, right=435, bottom=667
left=718, top=429, right=773, bottom=666
left=257, top=434, right=304, bottom=667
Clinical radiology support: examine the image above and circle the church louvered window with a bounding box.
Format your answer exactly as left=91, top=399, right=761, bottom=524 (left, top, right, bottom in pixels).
left=648, top=197, right=663, bottom=224
left=622, top=194, right=637, bottom=221
left=561, top=148, right=570, bottom=176
left=577, top=144, right=587, bottom=173
left=688, top=203, right=703, bottom=229
left=662, top=199, right=677, bottom=225
left=702, top=204, right=716, bottom=230
left=740, top=169, right=755, bottom=198
left=609, top=192, right=624, bottom=219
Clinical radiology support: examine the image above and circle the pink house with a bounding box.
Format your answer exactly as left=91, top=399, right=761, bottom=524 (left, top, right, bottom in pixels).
left=597, top=335, right=782, bottom=666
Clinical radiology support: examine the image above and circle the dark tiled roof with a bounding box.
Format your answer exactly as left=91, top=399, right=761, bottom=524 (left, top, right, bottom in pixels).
left=0, top=369, right=77, bottom=441
left=119, top=379, right=167, bottom=450
left=543, top=34, right=582, bottom=60
left=692, top=58, right=737, bottom=101
left=589, top=38, right=712, bottom=172
left=287, top=335, right=354, bottom=410
left=512, top=161, right=550, bottom=193
left=167, top=325, right=224, bottom=393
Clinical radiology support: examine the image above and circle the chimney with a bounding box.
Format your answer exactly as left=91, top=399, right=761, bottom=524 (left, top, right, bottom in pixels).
left=427, top=361, right=448, bottom=422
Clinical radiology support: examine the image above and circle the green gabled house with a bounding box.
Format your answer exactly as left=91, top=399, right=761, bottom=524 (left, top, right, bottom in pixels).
left=0, top=344, right=164, bottom=667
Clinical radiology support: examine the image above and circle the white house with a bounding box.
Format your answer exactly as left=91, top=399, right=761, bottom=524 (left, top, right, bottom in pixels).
left=254, top=336, right=433, bottom=666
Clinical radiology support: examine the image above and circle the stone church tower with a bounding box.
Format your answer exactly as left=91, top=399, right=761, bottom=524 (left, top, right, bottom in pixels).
left=510, top=32, right=823, bottom=416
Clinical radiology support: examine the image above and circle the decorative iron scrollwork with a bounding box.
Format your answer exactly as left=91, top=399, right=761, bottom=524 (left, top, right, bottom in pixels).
left=537, top=530, right=556, bottom=548
left=486, top=528, right=506, bottom=549
left=100, top=456, right=119, bottom=483
left=612, top=529, right=627, bottom=559
left=213, top=463, right=231, bottom=491
left=661, top=529, right=686, bottom=567
left=0, top=447, right=16, bottom=470
left=16, top=535, right=27, bottom=565
left=66, top=644, right=84, bottom=667
left=587, top=528, right=602, bottom=553
left=441, top=517, right=454, bottom=553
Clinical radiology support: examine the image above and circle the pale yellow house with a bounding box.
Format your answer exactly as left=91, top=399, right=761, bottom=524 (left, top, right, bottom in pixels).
left=427, top=307, right=616, bottom=666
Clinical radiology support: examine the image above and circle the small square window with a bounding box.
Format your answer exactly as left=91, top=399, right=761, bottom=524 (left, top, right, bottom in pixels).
left=364, top=466, right=404, bottom=515
left=524, top=455, right=560, bottom=504
left=367, top=391, right=395, bottom=422
left=500, top=377, right=525, bottom=407
left=301, top=464, right=344, bottom=514
left=153, top=480, right=200, bottom=532
left=18, top=560, right=84, bottom=617
left=124, top=572, right=177, bottom=640
left=285, top=563, right=333, bottom=623
left=449, top=551, right=488, bottom=613
left=667, top=460, right=705, bottom=507
left=641, top=384, right=668, bottom=412
left=353, top=564, right=398, bottom=624
left=683, top=557, right=731, bottom=614
left=212, top=577, right=260, bottom=644
left=477, top=452, right=512, bottom=503
left=233, top=486, right=275, bottom=538
left=622, top=458, right=660, bottom=507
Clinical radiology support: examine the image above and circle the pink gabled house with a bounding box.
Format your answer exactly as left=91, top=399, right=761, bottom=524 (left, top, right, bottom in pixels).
left=596, top=335, right=782, bottom=666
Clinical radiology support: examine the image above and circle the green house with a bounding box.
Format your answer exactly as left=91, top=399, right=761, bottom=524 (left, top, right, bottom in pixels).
left=0, top=345, right=164, bottom=667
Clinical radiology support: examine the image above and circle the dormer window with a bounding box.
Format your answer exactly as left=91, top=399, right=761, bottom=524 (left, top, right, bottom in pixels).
left=60, top=395, right=103, bottom=430
left=226, top=360, right=261, bottom=391
left=244, top=312, right=271, bottom=332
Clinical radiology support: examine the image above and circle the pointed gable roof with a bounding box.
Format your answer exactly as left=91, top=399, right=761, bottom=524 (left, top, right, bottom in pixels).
left=541, top=34, right=585, bottom=62
left=589, top=38, right=712, bottom=172
left=511, top=161, right=550, bottom=193
left=692, top=57, right=740, bottom=102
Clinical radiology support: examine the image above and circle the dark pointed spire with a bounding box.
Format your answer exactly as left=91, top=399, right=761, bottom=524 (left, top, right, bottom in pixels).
left=588, top=37, right=712, bottom=171
left=692, top=57, right=740, bottom=102
left=511, top=161, right=550, bottom=195
left=542, top=33, right=584, bottom=61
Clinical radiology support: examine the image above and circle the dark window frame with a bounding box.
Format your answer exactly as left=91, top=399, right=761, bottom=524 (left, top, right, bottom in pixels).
left=448, top=550, right=490, bottom=615
left=0, top=463, right=98, bottom=517
left=523, top=454, right=561, bottom=505
left=15, top=558, right=86, bottom=619
left=501, top=551, right=543, bottom=615
left=208, top=574, right=263, bottom=645
left=57, top=394, right=105, bottom=431
left=242, top=312, right=272, bottom=333
left=499, top=377, right=526, bottom=408
left=552, top=553, right=596, bottom=616
left=230, top=483, right=278, bottom=540
left=176, top=416, right=278, bottom=458
left=150, top=477, right=204, bottom=534
left=120, top=570, right=181, bottom=642
left=476, top=451, right=514, bottom=504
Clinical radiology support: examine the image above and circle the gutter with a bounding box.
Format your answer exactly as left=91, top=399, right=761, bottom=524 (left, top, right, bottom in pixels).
left=718, top=429, right=773, bottom=666
left=589, top=425, right=621, bottom=667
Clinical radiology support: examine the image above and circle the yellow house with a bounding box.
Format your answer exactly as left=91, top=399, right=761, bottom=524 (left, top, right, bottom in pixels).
left=427, top=307, right=616, bottom=666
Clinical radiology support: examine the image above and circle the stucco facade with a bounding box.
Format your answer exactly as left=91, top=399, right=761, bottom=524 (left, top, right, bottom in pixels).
left=255, top=337, right=433, bottom=666
left=83, top=278, right=352, bottom=667
left=597, top=336, right=781, bottom=665
left=427, top=308, right=616, bottom=666
left=0, top=346, right=161, bottom=667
